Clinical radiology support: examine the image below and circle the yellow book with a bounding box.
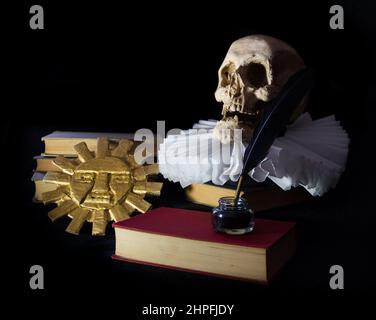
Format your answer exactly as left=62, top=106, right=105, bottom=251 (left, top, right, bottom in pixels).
left=42, top=131, right=135, bottom=156
left=31, top=172, right=58, bottom=202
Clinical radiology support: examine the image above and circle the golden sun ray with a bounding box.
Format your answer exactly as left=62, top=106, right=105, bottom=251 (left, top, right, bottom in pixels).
left=125, top=192, right=152, bottom=213
left=109, top=203, right=132, bottom=222
left=133, top=164, right=160, bottom=180
left=53, top=155, right=77, bottom=175
left=133, top=181, right=163, bottom=196
left=48, top=200, right=78, bottom=222
left=41, top=138, right=162, bottom=236
left=66, top=207, right=90, bottom=235
left=111, top=139, right=134, bottom=158
left=42, top=186, right=69, bottom=204
left=74, top=142, right=94, bottom=162
left=44, top=172, right=71, bottom=185
left=91, top=210, right=107, bottom=236
left=96, top=137, right=110, bottom=158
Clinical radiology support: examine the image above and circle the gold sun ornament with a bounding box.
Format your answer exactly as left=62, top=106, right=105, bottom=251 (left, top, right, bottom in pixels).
left=41, top=137, right=162, bottom=236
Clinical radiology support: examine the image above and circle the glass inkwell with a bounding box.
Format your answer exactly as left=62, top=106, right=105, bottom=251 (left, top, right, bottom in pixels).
left=212, top=196, right=255, bottom=235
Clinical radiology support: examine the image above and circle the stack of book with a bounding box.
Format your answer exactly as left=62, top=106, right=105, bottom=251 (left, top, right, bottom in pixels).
left=32, top=131, right=134, bottom=201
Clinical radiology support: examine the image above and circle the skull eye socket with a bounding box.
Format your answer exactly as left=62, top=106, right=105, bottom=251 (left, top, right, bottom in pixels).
left=244, top=62, right=268, bottom=88
left=221, top=63, right=236, bottom=84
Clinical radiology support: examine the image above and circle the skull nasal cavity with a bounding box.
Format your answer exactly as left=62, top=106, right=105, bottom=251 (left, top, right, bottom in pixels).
left=245, top=63, right=268, bottom=88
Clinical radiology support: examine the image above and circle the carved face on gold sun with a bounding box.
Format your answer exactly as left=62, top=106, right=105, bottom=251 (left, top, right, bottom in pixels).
left=41, top=138, right=162, bottom=236
left=71, top=157, right=130, bottom=210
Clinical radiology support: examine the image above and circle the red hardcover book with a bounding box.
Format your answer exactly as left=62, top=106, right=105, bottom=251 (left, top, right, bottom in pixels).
left=113, top=207, right=296, bottom=283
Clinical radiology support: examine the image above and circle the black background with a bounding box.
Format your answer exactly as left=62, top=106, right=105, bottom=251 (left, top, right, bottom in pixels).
left=5, top=0, right=375, bottom=316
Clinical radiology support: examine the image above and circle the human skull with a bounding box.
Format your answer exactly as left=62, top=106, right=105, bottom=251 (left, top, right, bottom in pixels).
left=214, top=35, right=305, bottom=142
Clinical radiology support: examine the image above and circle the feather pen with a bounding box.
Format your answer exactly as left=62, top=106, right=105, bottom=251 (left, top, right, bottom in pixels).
left=234, top=68, right=314, bottom=203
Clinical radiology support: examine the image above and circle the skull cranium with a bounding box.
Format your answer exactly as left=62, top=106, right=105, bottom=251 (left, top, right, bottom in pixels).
left=214, top=35, right=305, bottom=143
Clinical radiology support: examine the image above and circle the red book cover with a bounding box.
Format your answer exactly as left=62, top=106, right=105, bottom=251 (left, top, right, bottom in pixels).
left=113, top=207, right=295, bottom=248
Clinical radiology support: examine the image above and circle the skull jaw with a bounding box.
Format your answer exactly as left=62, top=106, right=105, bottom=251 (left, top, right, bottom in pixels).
left=214, top=91, right=309, bottom=144
left=214, top=90, right=263, bottom=144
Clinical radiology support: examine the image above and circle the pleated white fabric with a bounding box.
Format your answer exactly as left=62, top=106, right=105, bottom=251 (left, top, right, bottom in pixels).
left=158, top=113, right=350, bottom=196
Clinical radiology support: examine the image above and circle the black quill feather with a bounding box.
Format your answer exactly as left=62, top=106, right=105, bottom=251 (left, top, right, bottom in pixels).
left=235, top=68, right=314, bottom=200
